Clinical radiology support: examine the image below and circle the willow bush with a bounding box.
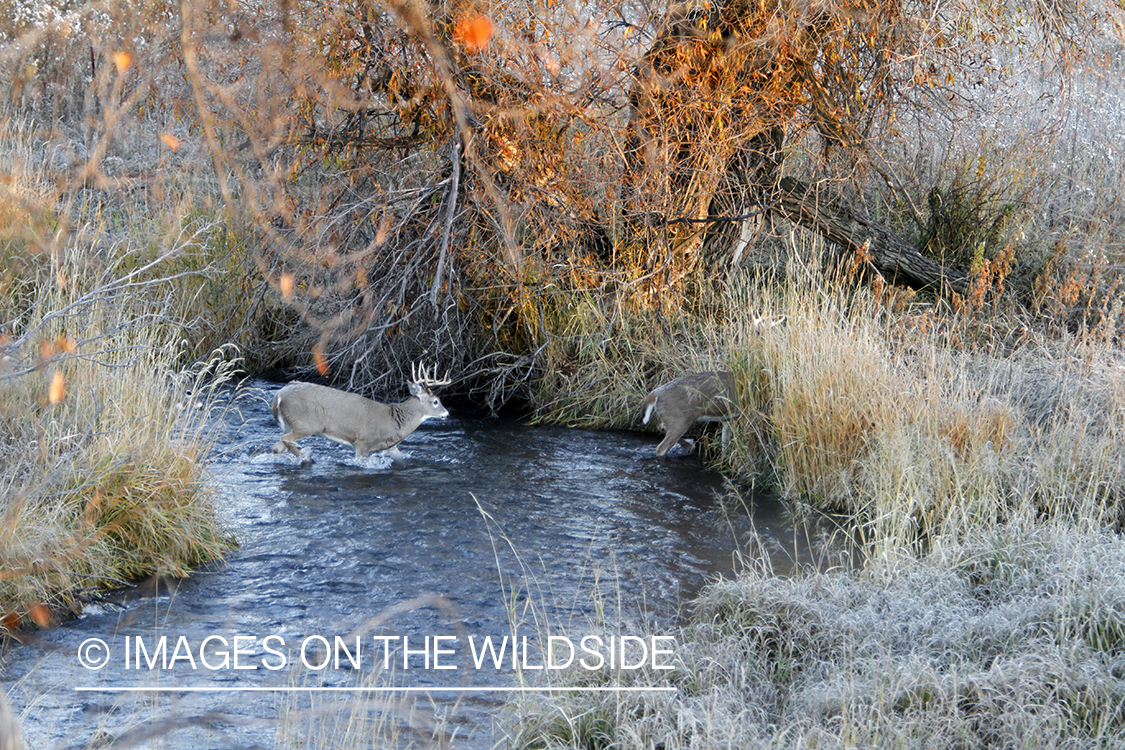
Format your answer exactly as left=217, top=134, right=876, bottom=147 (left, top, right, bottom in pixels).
left=1, top=0, right=1104, bottom=390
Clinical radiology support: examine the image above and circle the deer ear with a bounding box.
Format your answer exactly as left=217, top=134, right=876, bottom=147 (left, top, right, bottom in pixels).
left=408, top=381, right=424, bottom=397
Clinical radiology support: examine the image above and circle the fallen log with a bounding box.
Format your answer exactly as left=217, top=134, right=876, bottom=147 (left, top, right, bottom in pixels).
left=776, top=176, right=971, bottom=296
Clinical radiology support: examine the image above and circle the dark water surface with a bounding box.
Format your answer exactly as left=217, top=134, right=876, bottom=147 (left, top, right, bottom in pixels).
left=2, top=381, right=822, bottom=749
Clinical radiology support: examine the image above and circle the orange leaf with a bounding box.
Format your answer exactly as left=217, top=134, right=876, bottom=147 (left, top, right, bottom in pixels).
left=160, top=132, right=184, bottom=151
left=56, top=334, right=76, bottom=354
left=0, top=613, right=19, bottom=633
left=113, top=51, right=132, bottom=73
left=313, top=345, right=329, bottom=376
left=279, top=272, right=295, bottom=301
left=29, top=603, right=51, bottom=627
left=48, top=371, right=66, bottom=404
left=456, top=15, right=493, bottom=53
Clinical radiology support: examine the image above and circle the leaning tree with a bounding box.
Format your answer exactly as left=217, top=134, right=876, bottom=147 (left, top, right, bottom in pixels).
left=618, top=0, right=1119, bottom=296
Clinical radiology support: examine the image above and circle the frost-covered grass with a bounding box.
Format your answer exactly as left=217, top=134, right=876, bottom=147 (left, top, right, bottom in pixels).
left=0, top=117, right=244, bottom=623
left=503, top=524, right=1125, bottom=749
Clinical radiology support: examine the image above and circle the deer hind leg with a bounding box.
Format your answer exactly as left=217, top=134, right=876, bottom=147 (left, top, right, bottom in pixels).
left=272, top=411, right=310, bottom=459
left=655, top=417, right=693, bottom=457
left=654, top=434, right=678, bottom=456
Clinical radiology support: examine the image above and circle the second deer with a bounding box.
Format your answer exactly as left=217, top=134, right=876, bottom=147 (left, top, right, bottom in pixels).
left=271, top=364, right=450, bottom=462
left=641, top=371, right=735, bottom=456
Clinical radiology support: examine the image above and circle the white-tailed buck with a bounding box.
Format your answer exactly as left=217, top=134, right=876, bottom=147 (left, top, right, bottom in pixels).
left=271, top=364, right=450, bottom=462
left=641, top=371, right=735, bottom=456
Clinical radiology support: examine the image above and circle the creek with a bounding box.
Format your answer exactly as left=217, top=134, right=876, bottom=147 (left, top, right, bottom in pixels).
left=2, top=380, right=825, bottom=749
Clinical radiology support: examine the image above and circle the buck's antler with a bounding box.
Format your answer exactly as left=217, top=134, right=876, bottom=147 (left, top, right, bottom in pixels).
left=411, top=362, right=452, bottom=388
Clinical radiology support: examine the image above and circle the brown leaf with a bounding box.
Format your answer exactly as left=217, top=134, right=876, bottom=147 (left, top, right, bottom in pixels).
left=160, top=132, right=184, bottom=151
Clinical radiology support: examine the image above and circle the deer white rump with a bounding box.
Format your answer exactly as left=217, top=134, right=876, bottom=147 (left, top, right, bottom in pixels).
left=271, top=365, right=450, bottom=462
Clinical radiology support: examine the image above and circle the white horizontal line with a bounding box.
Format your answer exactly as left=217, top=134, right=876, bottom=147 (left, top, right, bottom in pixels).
left=75, top=686, right=676, bottom=693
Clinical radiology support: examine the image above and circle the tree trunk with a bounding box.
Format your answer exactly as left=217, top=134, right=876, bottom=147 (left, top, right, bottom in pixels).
left=620, top=0, right=971, bottom=298
left=776, top=176, right=971, bottom=296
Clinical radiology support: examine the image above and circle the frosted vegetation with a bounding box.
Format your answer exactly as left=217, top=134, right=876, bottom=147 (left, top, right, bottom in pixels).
left=3, top=0, right=1125, bottom=746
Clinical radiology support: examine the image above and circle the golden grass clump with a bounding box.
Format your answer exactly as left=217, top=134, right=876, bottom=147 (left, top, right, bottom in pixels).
left=744, top=289, right=908, bottom=505
left=0, top=335, right=237, bottom=624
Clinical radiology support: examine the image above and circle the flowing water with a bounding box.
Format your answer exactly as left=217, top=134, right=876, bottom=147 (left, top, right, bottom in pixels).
left=1, top=380, right=828, bottom=749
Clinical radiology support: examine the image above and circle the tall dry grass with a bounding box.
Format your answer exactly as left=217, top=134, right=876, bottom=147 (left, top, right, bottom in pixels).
left=717, top=255, right=1125, bottom=552
left=0, top=116, right=281, bottom=370
left=0, top=117, right=243, bottom=623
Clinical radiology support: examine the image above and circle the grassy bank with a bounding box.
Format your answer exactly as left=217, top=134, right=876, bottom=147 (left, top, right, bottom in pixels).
left=727, top=263, right=1124, bottom=546
left=503, top=523, right=1125, bottom=748
left=532, top=249, right=1125, bottom=553
left=0, top=336, right=237, bottom=624
left=0, top=117, right=242, bottom=625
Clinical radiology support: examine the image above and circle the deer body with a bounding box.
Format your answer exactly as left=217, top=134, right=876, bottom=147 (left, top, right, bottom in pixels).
left=641, top=371, right=735, bottom=456
left=271, top=373, right=448, bottom=462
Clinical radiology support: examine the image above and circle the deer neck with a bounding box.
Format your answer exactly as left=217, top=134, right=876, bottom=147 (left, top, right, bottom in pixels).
left=390, top=399, right=422, bottom=430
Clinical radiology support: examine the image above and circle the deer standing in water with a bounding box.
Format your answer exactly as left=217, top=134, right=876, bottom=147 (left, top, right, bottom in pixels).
left=271, top=364, right=450, bottom=462
left=641, top=371, right=735, bottom=456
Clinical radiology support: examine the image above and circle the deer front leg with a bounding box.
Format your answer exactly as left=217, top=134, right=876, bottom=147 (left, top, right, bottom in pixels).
left=274, top=434, right=314, bottom=463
